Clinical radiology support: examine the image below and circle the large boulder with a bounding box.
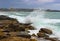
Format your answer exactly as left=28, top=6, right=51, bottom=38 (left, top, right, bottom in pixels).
left=37, top=32, right=49, bottom=38
left=40, top=28, right=53, bottom=35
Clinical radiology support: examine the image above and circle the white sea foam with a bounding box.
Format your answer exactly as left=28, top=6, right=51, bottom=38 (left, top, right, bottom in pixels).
left=24, top=10, right=60, bottom=39
left=0, top=10, right=60, bottom=39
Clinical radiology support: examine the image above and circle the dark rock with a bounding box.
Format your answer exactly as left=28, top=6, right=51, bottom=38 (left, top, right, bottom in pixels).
left=2, top=29, right=10, bottom=32
left=37, top=32, right=49, bottom=38
left=16, top=32, right=31, bottom=38
left=26, top=25, right=35, bottom=30
left=40, top=28, right=53, bottom=34
left=0, top=15, right=16, bottom=20
left=0, top=36, right=7, bottom=40
left=45, top=37, right=58, bottom=41
left=23, top=23, right=32, bottom=26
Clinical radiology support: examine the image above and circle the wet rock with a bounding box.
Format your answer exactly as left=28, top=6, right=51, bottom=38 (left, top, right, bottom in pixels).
left=32, top=33, right=36, bottom=36
left=16, top=32, right=31, bottom=38
left=19, top=23, right=35, bottom=30
left=45, top=37, right=58, bottom=41
left=23, top=23, right=32, bottom=26
left=0, top=15, right=16, bottom=20
left=26, top=25, right=35, bottom=30
left=40, top=28, right=53, bottom=34
left=37, top=32, right=49, bottom=38
left=0, top=15, right=19, bottom=21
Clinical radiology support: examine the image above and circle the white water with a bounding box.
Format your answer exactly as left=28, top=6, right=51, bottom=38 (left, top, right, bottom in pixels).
left=24, top=10, right=60, bottom=39
left=0, top=10, right=60, bottom=39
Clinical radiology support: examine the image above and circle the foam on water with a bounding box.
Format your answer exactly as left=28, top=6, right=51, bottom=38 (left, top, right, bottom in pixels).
left=24, top=10, right=60, bottom=39
left=0, top=10, right=60, bottom=39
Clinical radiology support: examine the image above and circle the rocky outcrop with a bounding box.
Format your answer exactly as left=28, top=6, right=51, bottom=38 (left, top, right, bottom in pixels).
left=37, top=28, right=60, bottom=41
left=0, top=15, right=35, bottom=32
left=16, top=32, right=31, bottom=38
left=37, top=32, right=49, bottom=38
left=40, top=28, right=53, bottom=34
left=0, top=15, right=18, bottom=20
left=37, top=28, right=52, bottom=38
left=0, top=15, right=59, bottom=41
left=0, top=15, right=36, bottom=41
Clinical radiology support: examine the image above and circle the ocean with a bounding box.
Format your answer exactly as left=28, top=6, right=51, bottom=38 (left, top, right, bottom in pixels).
left=0, top=10, right=60, bottom=39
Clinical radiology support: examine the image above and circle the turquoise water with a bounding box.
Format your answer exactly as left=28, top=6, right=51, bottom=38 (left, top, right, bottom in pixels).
left=45, top=12, right=60, bottom=19
left=0, top=10, right=60, bottom=38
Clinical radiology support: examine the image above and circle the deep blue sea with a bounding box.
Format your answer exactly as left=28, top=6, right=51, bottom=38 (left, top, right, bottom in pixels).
left=0, top=10, right=60, bottom=38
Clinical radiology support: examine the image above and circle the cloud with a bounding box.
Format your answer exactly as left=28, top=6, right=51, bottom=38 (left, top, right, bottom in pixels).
left=11, top=0, right=55, bottom=5
left=25, top=0, right=55, bottom=4
left=37, top=0, right=54, bottom=3
left=9, top=0, right=57, bottom=9
left=53, top=3, right=60, bottom=6
left=44, top=3, right=60, bottom=10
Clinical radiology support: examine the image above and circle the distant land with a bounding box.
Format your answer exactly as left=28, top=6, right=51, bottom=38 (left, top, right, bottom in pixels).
left=0, top=8, right=34, bottom=12
left=0, top=8, right=60, bottom=12
left=45, top=9, right=60, bottom=12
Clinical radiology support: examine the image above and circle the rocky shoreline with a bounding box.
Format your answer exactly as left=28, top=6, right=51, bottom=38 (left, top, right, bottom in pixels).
left=0, top=15, right=59, bottom=41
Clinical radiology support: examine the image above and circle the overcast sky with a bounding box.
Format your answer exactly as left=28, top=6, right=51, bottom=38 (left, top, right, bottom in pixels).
left=0, top=0, right=60, bottom=10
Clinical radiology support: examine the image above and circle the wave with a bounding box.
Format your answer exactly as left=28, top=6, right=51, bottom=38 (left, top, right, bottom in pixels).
left=0, top=10, right=60, bottom=39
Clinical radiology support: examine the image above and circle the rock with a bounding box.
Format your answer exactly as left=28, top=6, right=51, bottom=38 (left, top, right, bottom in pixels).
left=30, top=39, right=37, bottom=41
left=8, top=24, right=20, bottom=31
left=0, top=31, right=5, bottom=36
left=0, top=15, right=16, bottom=20
left=32, top=33, right=36, bottom=36
left=0, top=36, right=7, bottom=40
left=26, top=25, right=35, bottom=30
left=2, top=29, right=10, bottom=32
left=37, top=32, right=49, bottom=38
left=45, top=37, right=58, bottom=41
left=40, top=28, right=53, bottom=34
left=23, top=23, right=32, bottom=26
left=16, top=32, right=31, bottom=38
left=19, top=23, right=35, bottom=30
left=0, top=15, right=19, bottom=21
left=0, top=37, right=31, bottom=41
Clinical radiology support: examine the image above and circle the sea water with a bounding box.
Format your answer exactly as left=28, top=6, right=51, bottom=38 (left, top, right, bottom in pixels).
left=0, top=10, right=60, bottom=39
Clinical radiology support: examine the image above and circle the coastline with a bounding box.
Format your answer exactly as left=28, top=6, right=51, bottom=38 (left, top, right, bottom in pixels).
left=0, top=8, right=60, bottom=12
left=0, top=15, right=59, bottom=41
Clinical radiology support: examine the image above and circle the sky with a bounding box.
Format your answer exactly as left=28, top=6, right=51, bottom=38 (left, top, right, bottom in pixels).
left=0, top=0, right=60, bottom=10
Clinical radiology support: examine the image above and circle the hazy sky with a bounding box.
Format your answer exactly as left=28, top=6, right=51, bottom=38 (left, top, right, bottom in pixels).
left=0, top=0, right=60, bottom=10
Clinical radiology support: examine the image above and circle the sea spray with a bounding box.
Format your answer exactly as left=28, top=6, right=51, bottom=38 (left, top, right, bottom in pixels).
left=0, top=11, right=60, bottom=39
left=24, top=10, right=60, bottom=39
